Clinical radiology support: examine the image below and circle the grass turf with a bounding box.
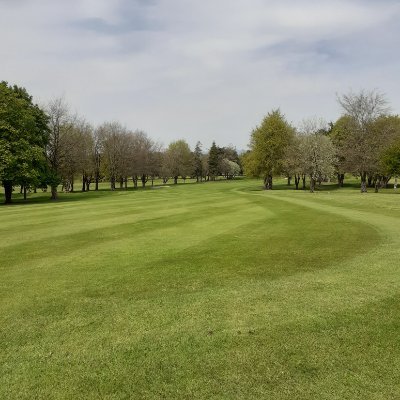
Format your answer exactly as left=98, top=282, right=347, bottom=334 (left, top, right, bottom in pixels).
left=1, top=179, right=400, bottom=399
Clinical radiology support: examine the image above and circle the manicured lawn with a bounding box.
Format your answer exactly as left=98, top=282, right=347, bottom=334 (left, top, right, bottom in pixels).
left=1, top=179, right=400, bottom=399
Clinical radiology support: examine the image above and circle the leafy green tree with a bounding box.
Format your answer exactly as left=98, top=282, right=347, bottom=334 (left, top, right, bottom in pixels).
left=0, top=81, right=49, bottom=203
left=244, top=109, right=294, bottom=189
left=369, top=115, right=400, bottom=190
left=330, top=115, right=354, bottom=186
left=381, top=140, right=400, bottom=182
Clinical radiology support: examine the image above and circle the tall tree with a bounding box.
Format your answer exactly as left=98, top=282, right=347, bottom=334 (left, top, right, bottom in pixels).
left=381, top=138, right=400, bottom=189
left=129, top=131, right=156, bottom=188
left=97, top=122, right=128, bottom=191
left=298, top=119, right=336, bottom=192
left=164, top=140, right=193, bottom=184
left=282, top=134, right=307, bottom=190
left=244, top=109, right=294, bottom=189
left=46, top=97, right=75, bottom=200
left=201, top=153, right=209, bottom=181
left=75, top=120, right=95, bottom=192
left=329, top=116, right=353, bottom=187
left=0, top=81, right=49, bottom=203
left=193, top=141, right=203, bottom=182
left=337, top=89, right=390, bottom=192
left=220, top=159, right=241, bottom=179
left=369, top=115, right=400, bottom=191
left=92, top=127, right=102, bottom=191
left=208, top=141, right=220, bottom=180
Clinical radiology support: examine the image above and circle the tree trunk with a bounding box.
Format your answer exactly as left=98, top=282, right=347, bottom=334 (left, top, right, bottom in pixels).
left=82, top=175, right=86, bottom=192
left=287, top=176, right=291, bottom=186
left=174, top=176, right=178, bottom=184
left=141, top=174, right=146, bottom=188
left=382, top=176, right=390, bottom=188
left=4, top=181, right=12, bottom=204
left=361, top=173, right=367, bottom=193
left=361, top=181, right=367, bottom=193
left=294, top=175, right=300, bottom=190
left=95, top=175, right=99, bottom=191
left=133, top=176, right=138, bottom=189
left=264, top=175, right=272, bottom=190
left=310, top=178, right=316, bottom=193
left=124, top=177, right=128, bottom=190
left=51, top=185, right=58, bottom=200
left=375, top=177, right=381, bottom=193
left=23, top=186, right=27, bottom=200
left=302, top=175, right=306, bottom=190
left=337, top=173, right=344, bottom=187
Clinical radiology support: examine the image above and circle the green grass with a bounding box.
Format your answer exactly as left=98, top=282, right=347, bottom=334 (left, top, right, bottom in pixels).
left=1, top=179, right=400, bottom=399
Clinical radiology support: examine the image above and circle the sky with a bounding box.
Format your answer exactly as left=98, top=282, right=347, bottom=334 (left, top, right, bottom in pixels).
left=1, top=0, right=399, bottom=150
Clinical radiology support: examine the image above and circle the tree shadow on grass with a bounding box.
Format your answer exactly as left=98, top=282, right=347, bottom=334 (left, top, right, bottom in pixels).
left=0, top=180, right=206, bottom=207
left=0, top=186, right=155, bottom=207
left=247, top=180, right=362, bottom=193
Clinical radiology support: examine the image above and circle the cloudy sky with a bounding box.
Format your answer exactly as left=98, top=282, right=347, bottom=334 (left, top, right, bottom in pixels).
left=1, top=0, right=399, bottom=149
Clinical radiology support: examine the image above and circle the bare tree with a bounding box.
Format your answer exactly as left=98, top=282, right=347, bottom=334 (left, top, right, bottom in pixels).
left=337, top=89, right=390, bottom=192
left=98, top=122, right=128, bottom=191
left=148, top=143, right=163, bottom=186
left=129, top=131, right=156, bottom=188
left=163, top=140, right=193, bottom=184
left=76, top=120, right=95, bottom=192
left=201, top=153, right=209, bottom=181
left=46, top=97, right=75, bottom=200
left=92, top=127, right=102, bottom=191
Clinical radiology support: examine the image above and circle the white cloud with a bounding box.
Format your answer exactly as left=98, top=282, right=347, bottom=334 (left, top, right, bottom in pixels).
left=0, top=0, right=399, bottom=149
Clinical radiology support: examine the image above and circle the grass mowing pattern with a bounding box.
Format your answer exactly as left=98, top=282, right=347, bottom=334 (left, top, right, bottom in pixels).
left=1, top=180, right=399, bottom=399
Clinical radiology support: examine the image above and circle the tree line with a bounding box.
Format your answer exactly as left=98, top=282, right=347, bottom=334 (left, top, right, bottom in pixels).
left=2, top=82, right=400, bottom=204
left=0, top=82, right=241, bottom=204
left=243, top=90, right=400, bottom=193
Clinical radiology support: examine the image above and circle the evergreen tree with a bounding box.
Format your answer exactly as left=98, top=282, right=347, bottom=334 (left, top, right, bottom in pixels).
left=193, top=141, right=203, bottom=182
left=208, top=141, right=220, bottom=180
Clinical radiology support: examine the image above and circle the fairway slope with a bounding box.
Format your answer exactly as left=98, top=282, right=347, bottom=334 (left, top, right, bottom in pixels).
left=1, top=180, right=399, bottom=399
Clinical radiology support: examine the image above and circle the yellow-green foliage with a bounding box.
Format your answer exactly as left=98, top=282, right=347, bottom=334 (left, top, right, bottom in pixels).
left=244, top=110, right=294, bottom=181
